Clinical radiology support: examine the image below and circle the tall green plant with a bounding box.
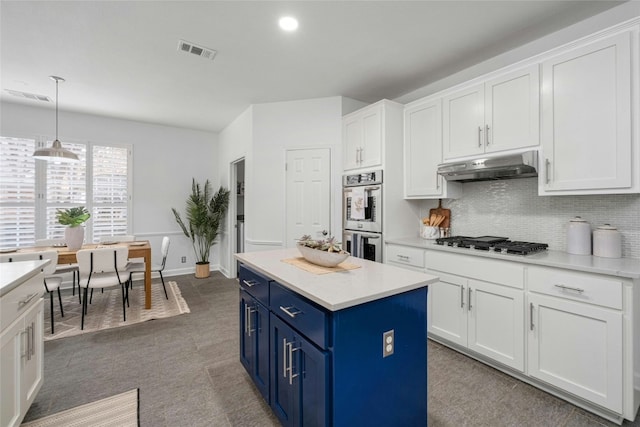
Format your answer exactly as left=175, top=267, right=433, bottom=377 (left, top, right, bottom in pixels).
left=172, top=179, right=230, bottom=264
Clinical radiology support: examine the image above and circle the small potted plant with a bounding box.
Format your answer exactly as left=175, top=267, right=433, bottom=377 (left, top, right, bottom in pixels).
left=172, top=179, right=230, bottom=278
left=297, top=234, right=349, bottom=267
left=56, top=206, right=90, bottom=250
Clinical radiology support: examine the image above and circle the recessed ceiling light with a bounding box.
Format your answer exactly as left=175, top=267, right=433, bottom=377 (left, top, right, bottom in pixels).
left=279, top=16, right=298, bottom=32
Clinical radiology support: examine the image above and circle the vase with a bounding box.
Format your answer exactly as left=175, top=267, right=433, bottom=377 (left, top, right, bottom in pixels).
left=195, top=262, right=210, bottom=278
left=65, top=226, right=85, bottom=251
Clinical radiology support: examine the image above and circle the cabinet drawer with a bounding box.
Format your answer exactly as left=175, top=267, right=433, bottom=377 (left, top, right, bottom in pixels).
left=239, top=265, right=270, bottom=306
left=386, top=245, right=425, bottom=269
left=270, top=282, right=328, bottom=349
left=426, top=251, right=524, bottom=289
left=527, top=266, right=622, bottom=310
left=1, top=272, right=44, bottom=331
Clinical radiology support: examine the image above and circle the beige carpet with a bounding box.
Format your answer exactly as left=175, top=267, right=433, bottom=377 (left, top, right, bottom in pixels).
left=21, top=389, right=138, bottom=427
left=44, top=281, right=190, bottom=340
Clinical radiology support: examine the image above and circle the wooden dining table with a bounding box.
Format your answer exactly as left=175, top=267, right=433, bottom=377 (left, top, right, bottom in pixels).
left=21, top=241, right=153, bottom=309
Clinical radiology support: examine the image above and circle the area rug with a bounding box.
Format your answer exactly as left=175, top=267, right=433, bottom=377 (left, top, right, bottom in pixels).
left=21, top=389, right=139, bottom=427
left=44, top=281, right=190, bottom=341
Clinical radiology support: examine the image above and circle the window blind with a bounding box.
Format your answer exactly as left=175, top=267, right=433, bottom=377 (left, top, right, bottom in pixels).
left=0, top=136, right=131, bottom=248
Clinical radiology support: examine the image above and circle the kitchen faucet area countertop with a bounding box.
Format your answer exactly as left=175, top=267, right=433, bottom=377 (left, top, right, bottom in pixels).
left=235, top=248, right=438, bottom=310
left=387, top=236, right=640, bottom=279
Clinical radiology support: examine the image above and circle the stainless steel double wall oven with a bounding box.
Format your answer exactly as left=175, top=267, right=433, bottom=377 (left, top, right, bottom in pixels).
left=342, top=170, right=383, bottom=262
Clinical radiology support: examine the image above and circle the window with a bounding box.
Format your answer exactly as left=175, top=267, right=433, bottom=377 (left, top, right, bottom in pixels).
left=0, top=136, right=132, bottom=248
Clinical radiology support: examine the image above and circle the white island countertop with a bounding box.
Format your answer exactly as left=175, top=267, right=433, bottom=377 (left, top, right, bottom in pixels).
left=386, top=237, right=640, bottom=279
left=0, top=260, right=49, bottom=297
left=235, top=248, right=438, bottom=311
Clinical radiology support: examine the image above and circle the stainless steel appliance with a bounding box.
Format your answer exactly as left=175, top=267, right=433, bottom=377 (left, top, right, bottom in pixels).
left=437, top=151, right=538, bottom=182
left=343, top=230, right=382, bottom=263
left=343, top=170, right=383, bottom=262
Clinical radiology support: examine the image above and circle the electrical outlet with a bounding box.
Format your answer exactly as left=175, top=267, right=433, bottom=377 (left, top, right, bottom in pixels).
left=181, top=256, right=186, bottom=263
left=383, top=330, right=394, bottom=357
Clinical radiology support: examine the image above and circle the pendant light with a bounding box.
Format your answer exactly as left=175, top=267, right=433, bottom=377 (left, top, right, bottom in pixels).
left=33, top=76, right=79, bottom=162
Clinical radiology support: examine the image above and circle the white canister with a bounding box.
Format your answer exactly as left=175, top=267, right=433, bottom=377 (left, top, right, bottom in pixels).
left=593, top=224, right=622, bottom=258
left=567, top=216, right=591, bottom=255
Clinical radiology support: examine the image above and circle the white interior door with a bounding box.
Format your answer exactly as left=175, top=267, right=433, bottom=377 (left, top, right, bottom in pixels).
left=285, top=148, right=331, bottom=248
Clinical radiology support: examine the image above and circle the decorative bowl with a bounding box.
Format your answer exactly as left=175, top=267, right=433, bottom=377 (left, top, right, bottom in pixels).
left=297, top=244, right=350, bottom=267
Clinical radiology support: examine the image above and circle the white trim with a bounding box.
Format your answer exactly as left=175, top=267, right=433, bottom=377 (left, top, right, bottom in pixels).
left=246, top=238, right=283, bottom=246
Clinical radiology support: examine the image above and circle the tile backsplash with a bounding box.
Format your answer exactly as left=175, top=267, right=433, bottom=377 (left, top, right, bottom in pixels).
left=416, top=178, right=640, bottom=259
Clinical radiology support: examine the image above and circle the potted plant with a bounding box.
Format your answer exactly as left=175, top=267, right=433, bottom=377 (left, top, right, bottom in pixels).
left=56, top=206, right=91, bottom=250
left=172, top=179, right=229, bottom=278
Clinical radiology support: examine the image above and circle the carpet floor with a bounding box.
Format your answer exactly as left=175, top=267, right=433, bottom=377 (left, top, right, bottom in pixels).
left=24, top=272, right=640, bottom=426
left=22, top=389, right=138, bottom=427
left=43, top=281, right=190, bottom=340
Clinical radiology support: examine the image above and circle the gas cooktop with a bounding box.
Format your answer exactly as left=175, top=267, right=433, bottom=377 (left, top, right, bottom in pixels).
left=435, top=236, right=548, bottom=255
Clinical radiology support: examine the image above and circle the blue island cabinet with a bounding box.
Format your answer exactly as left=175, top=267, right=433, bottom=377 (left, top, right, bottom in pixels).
left=239, top=264, right=428, bottom=427
left=239, top=269, right=270, bottom=402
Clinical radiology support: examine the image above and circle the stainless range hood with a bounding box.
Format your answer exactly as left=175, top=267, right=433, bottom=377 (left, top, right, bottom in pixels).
left=437, top=151, right=538, bottom=182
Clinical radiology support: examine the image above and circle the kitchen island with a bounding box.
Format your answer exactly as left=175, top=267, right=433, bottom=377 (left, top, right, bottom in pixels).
left=1, top=260, right=47, bottom=427
left=235, top=248, right=438, bottom=427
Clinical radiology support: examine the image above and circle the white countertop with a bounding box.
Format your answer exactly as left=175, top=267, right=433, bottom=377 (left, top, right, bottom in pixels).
left=386, top=237, right=640, bottom=279
left=0, top=260, right=49, bottom=297
left=235, top=248, right=438, bottom=311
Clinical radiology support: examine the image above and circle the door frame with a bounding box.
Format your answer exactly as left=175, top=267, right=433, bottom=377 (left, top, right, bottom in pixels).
left=229, top=156, right=245, bottom=279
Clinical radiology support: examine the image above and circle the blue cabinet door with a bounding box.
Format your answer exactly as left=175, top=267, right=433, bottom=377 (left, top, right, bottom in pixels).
left=254, top=301, right=270, bottom=400
left=270, top=313, right=329, bottom=427
left=271, top=313, right=298, bottom=427
left=239, top=289, right=269, bottom=402
left=239, top=290, right=253, bottom=373
left=299, top=336, right=328, bottom=427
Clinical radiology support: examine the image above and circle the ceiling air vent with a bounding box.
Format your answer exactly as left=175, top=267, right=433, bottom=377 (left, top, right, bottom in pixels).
left=5, top=89, right=51, bottom=102
left=177, top=39, right=217, bottom=61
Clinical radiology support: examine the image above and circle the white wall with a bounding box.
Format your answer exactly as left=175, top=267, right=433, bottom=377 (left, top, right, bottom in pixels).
left=217, top=96, right=358, bottom=277
left=217, top=106, right=253, bottom=277
left=1, top=101, right=219, bottom=276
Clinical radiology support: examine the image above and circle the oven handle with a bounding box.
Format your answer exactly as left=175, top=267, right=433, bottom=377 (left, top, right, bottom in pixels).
left=344, top=230, right=381, bottom=239
left=344, top=186, right=381, bottom=192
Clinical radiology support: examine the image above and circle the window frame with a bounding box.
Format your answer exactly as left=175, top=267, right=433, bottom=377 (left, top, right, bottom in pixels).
left=0, top=134, right=133, bottom=247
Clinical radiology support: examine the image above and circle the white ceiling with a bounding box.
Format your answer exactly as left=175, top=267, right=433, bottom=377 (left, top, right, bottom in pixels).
left=0, top=1, right=624, bottom=133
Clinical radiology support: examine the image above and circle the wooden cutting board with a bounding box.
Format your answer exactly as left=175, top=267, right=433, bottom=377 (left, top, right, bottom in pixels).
left=429, top=199, right=450, bottom=229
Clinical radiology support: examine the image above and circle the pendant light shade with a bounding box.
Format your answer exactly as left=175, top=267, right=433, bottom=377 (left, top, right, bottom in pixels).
left=33, top=76, right=79, bottom=162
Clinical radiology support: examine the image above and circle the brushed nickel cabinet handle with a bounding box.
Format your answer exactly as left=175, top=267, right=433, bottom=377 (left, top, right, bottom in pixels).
left=530, top=302, right=534, bottom=331
left=242, top=279, right=257, bottom=288
left=468, top=287, right=472, bottom=311
left=554, top=284, right=584, bottom=293
left=18, top=292, right=39, bottom=308
left=460, top=285, right=464, bottom=308
left=545, top=158, right=551, bottom=184
left=485, top=124, right=490, bottom=145
left=280, top=305, right=302, bottom=318
left=30, top=323, right=35, bottom=357
left=478, top=126, right=482, bottom=147
left=282, top=338, right=288, bottom=379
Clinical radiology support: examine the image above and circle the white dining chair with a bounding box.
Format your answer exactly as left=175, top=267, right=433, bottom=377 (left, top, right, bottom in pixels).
left=0, top=250, right=64, bottom=334
left=35, top=238, right=80, bottom=302
left=126, top=236, right=170, bottom=300
left=76, top=246, right=130, bottom=330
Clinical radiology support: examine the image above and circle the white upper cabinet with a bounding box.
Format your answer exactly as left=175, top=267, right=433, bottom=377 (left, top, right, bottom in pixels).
left=485, top=65, right=540, bottom=153
left=343, top=102, right=383, bottom=171
left=443, top=83, right=485, bottom=159
left=540, top=28, right=638, bottom=195
left=403, top=97, right=461, bottom=199
left=443, top=64, right=540, bottom=160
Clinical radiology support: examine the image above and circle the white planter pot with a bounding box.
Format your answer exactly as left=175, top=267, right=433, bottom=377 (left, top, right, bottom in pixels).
left=65, top=226, right=85, bottom=251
